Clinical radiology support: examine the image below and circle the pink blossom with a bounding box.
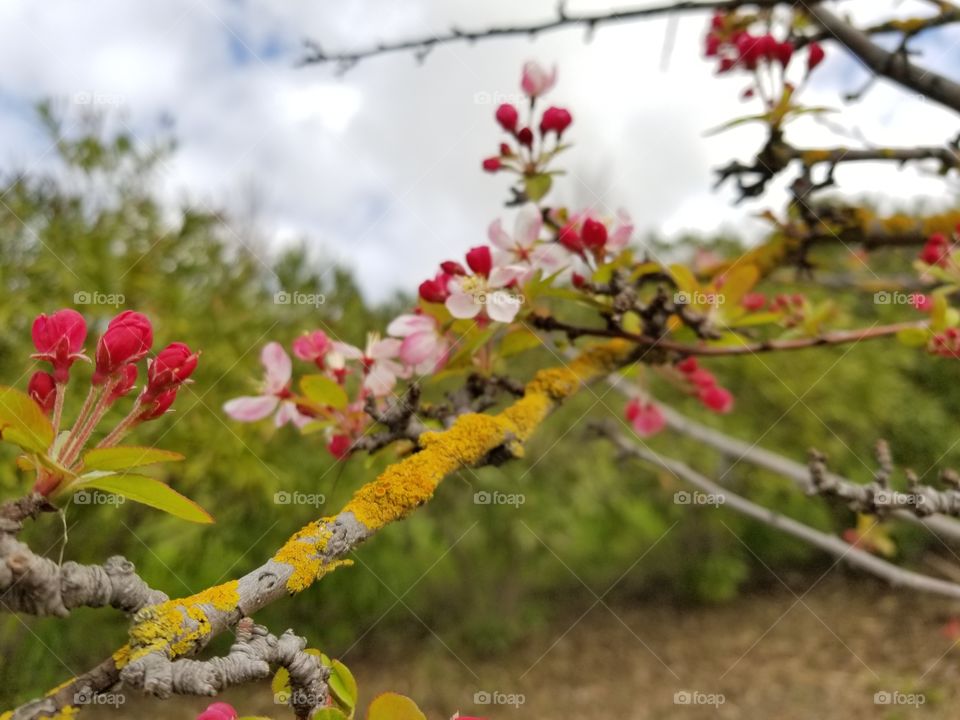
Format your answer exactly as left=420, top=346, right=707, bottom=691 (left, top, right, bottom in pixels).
left=488, top=204, right=568, bottom=279
left=197, top=702, right=237, bottom=720
left=387, top=314, right=449, bottom=375
left=333, top=333, right=407, bottom=397
left=223, top=342, right=311, bottom=428
left=293, top=330, right=332, bottom=366
left=445, top=265, right=525, bottom=323
left=521, top=61, right=557, bottom=97
left=625, top=398, right=666, bottom=438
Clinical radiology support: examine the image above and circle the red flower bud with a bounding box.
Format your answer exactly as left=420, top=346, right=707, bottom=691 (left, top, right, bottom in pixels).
left=581, top=218, right=608, bottom=249
left=571, top=272, right=586, bottom=288
left=807, top=42, right=825, bottom=71
left=774, top=40, right=794, bottom=66
left=466, top=246, right=493, bottom=277
left=559, top=223, right=583, bottom=253
left=108, top=364, right=138, bottom=403
left=440, top=260, right=466, bottom=276
left=704, top=33, right=721, bottom=57
left=920, top=233, right=951, bottom=266
left=495, top=103, right=519, bottom=132
left=499, top=142, right=513, bottom=157
left=688, top=368, right=717, bottom=388
left=28, top=371, right=57, bottom=414
left=93, top=311, right=153, bottom=385
left=139, top=388, right=177, bottom=421
left=517, top=127, right=534, bottom=147
left=717, top=57, right=736, bottom=74
left=419, top=274, right=450, bottom=304
left=741, top=292, right=767, bottom=311
left=326, top=433, right=352, bottom=460
left=146, top=342, right=198, bottom=397
left=31, top=309, right=87, bottom=383
left=539, top=106, right=573, bottom=136
left=756, top=34, right=778, bottom=60
left=699, top=385, right=734, bottom=414
left=482, top=156, right=501, bottom=172
left=676, top=357, right=698, bottom=374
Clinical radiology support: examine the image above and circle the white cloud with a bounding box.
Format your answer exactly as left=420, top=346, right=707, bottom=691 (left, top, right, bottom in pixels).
left=0, top=0, right=957, bottom=301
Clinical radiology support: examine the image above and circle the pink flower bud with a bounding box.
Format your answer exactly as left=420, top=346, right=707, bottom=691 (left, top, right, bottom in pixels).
left=756, top=34, right=778, bottom=60
left=197, top=702, right=238, bottom=720
left=521, top=61, right=557, bottom=98
left=699, top=385, right=734, bottom=413
left=28, top=371, right=57, bottom=414
left=31, top=309, right=87, bottom=383
left=327, top=433, right=352, bottom=460
left=499, top=142, right=513, bottom=156
left=741, top=293, right=767, bottom=311
left=625, top=398, right=666, bottom=438
left=688, top=368, right=717, bottom=388
left=774, top=40, right=794, bottom=66
left=482, top=156, right=501, bottom=172
left=108, top=364, right=138, bottom=403
left=581, top=218, right=608, bottom=249
left=139, top=388, right=177, bottom=421
left=419, top=275, right=450, bottom=304
left=146, top=342, right=198, bottom=397
left=292, top=331, right=332, bottom=364
left=466, top=246, right=493, bottom=277
left=920, top=233, right=951, bottom=266
left=539, top=106, right=573, bottom=136
left=676, top=357, right=698, bottom=374
left=93, top=311, right=153, bottom=385
left=558, top=223, right=583, bottom=253
left=495, top=103, right=519, bottom=132
left=807, top=42, right=825, bottom=71
left=440, top=260, right=466, bottom=276
left=704, top=33, right=721, bottom=57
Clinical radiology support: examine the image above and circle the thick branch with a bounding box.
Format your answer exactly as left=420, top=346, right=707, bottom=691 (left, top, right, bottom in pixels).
left=807, top=4, right=960, bottom=114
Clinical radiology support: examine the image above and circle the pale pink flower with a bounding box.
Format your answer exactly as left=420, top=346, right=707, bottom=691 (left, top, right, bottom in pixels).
left=521, top=61, right=557, bottom=97
left=387, top=313, right=449, bottom=375
left=333, top=333, right=407, bottom=397
left=445, top=265, right=526, bottom=323
left=488, top=204, right=568, bottom=279
left=292, top=330, right=332, bottom=365
left=625, top=398, right=666, bottom=438
left=223, top=342, right=311, bottom=428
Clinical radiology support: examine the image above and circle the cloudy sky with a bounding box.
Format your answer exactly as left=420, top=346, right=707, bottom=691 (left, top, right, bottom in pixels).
left=1, top=0, right=958, bottom=301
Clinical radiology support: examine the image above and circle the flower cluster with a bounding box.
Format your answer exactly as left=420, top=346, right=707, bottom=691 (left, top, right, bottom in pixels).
left=919, top=231, right=955, bottom=268
left=24, top=309, right=198, bottom=497
left=705, top=12, right=824, bottom=77
left=675, top=357, right=734, bottom=414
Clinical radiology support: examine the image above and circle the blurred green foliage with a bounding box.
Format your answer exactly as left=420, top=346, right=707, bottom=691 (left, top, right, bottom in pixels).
left=2, top=112, right=959, bottom=704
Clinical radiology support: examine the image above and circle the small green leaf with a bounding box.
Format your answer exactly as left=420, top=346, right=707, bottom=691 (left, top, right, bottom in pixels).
left=301, top=375, right=349, bottom=410
left=71, top=473, right=213, bottom=523
left=366, top=693, right=426, bottom=720
left=82, top=446, right=184, bottom=472
left=0, top=386, right=54, bottom=453
left=312, top=710, right=349, bottom=720
left=524, top=173, right=552, bottom=202
left=499, top=328, right=543, bottom=358
left=329, top=659, right=358, bottom=715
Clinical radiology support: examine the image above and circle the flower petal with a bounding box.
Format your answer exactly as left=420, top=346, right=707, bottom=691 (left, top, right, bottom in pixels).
left=514, top=204, right=542, bottom=248
left=446, top=292, right=482, bottom=319
left=399, top=331, right=439, bottom=366
left=386, top=314, right=434, bottom=337
left=487, top=218, right=512, bottom=250
left=486, top=291, right=522, bottom=323
left=261, top=342, right=291, bottom=393
left=224, top=395, right=279, bottom=422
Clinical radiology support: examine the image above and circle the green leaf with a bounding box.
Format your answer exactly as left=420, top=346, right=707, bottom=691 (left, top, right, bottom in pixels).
left=366, top=693, right=426, bottom=720
left=713, top=264, right=759, bottom=310
left=71, top=473, right=213, bottom=523
left=0, top=386, right=54, bottom=453
left=301, top=374, right=349, bottom=410
left=330, top=659, right=358, bottom=715
left=524, top=173, right=552, bottom=202
left=312, top=710, right=348, bottom=720
left=82, top=446, right=184, bottom=472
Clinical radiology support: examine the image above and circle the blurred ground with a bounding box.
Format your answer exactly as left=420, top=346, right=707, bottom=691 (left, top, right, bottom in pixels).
left=82, top=573, right=960, bottom=719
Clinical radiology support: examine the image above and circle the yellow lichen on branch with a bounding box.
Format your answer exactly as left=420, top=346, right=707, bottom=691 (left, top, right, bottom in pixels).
left=343, top=339, right=632, bottom=532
